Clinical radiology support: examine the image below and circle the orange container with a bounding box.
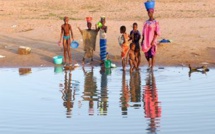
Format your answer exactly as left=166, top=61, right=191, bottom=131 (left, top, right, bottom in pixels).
left=86, top=17, right=92, bottom=22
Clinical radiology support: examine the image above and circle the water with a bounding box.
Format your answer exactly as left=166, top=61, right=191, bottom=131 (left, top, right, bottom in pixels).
left=0, top=66, right=215, bottom=134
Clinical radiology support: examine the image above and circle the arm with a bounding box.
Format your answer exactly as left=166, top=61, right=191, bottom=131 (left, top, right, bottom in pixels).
left=77, top=26, right=83, bottom=35
left=95, top=24, right=100, bottom=32
left=151, top=32, right=158, bottom=46
left=128, top=31, right=133, bottom=41
left=141, top=35, right=144, bottom=45
left=137, top=31, right=141, bottom=41
left=70, top=24, right=74, bottom=41
left=59, top=25, right=64, bottom=43
left=103, top=26, right=107, bottom=33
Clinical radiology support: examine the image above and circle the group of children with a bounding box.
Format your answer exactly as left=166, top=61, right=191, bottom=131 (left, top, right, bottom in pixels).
left=59, top=3, right=160, bottom=73
left=119, top=23, right=141, bottom=72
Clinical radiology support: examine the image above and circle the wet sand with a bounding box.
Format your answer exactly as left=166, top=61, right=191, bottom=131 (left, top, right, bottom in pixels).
left=0, top=0, right=215, bottom=67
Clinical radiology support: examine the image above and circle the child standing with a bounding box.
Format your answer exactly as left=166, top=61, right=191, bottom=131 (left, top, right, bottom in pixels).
left=78, top=17, right=98, bottom=65
left=119, top=26, right=130, bottom=71
left=128, top=43, right=137, bottom=73
left=96, top=16, right=108, bottom=65
left=141, top=7, right=160, bottom=69
left=130, top=23, right=141, bottom=69
left=59, top=16, right=74, bottom=65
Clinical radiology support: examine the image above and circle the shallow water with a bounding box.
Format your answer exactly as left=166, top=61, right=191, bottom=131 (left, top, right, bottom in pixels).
left=0, top=66, right=215, bottom=134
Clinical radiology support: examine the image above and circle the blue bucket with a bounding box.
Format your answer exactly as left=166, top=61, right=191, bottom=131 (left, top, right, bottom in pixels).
left=53, top=55, right=63, bottom=65
left=144, top=1, right=155, bottom=10
left=70, top=41, right=79, bottom=49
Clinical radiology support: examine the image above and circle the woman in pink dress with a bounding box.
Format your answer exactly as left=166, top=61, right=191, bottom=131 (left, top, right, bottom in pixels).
left=141, top=8, right=160, bottom=69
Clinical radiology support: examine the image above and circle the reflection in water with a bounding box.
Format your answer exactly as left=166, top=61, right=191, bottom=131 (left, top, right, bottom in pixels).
left=98, top=66, right=108, bottom=116
left=129, top=71, right=141, bottom=108
left=82, top=66, right=97, bottom=116
left=19, top=68, right=32, bottom=75
left=120, top=71, right=130, bottom=116
left=60, top=70, right=75, bottom=118
left=143, top=71, right=162, bottom=134
left=54, top=65, right=63, bottom=73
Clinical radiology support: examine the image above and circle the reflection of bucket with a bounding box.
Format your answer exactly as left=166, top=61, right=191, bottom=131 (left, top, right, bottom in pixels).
left=54, top=66, right=63, bottom=73
left=105, top=68, right=111, bottom=75
left=144, top=1, right=155, bottom=10
left=105, top=60, right=111, bottom=68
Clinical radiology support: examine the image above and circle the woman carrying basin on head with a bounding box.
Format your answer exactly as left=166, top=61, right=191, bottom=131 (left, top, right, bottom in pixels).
left=141, top=1, right=161, bottom=69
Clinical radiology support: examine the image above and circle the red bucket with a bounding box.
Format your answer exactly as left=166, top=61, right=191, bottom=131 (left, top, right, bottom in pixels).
left=86, top=17, right=92, bottom=22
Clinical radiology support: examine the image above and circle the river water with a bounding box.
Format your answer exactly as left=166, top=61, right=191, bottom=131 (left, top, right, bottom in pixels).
left=0, top=66, right=214, bottom=134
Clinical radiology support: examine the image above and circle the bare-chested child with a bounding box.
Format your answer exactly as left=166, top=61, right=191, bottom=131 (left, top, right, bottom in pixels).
left=59, top=16, right=74, bottom=65
left=128, top=43, right=137, bottom=73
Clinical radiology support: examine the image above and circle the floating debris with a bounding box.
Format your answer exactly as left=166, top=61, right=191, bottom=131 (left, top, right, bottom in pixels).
left=0, top=55, right=5, bottom=58
left=188, top=64, right=209, bottom=77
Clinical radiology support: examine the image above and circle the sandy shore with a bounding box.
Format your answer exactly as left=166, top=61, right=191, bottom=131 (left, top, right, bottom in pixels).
left=0, top=0, right=215, bottom=68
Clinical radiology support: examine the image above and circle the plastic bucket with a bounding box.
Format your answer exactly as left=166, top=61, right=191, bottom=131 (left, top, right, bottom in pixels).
left=144, top=1, right=155, bottom=10
left=53, top=55, right=63, bottom=65
left=86, top=17, right=92, bottom=22
left=70, top=41, right=79, bottom=49
left=105, top=59, right=111, bottom=68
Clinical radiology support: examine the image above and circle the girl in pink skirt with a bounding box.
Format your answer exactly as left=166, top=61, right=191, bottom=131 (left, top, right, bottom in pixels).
left=141, top=8, right=160, bottom=69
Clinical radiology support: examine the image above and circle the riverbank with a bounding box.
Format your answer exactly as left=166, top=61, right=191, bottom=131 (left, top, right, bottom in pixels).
left=0, top=0, right=214, bottom=68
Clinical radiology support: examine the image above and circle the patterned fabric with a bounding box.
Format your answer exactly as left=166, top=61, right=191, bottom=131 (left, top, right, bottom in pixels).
left=141, top=20, right=160, bottom=56
left=100, top=39, right=107, bottom=61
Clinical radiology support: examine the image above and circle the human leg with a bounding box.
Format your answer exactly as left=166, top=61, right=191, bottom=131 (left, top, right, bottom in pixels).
left=63, top=39, right=68, bottom=64
left=82, top=51, right=86, bottom=65
left=67, top=39, right=72, bottom=64
left=129, top=59, right=133, bottom=73
left=151, top=56, right=155, bottom=69
left=122, top=58, right=126, bottom=71
left=137, top=51, right=141, bottom=68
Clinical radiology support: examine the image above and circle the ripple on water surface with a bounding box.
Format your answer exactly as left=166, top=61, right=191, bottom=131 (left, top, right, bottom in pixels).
left=0, top=67, right=215, bottom=134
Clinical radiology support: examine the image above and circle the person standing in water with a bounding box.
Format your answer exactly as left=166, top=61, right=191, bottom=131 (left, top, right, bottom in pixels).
left=141, top=6, right=160, bottom=69
left=119, top=26, right=130, bottom=71
left=59, top=16, right=74, bottom=65
left=96, top=16, right=108, bottom=65
left=78, top=17, right=98, bottom=65
left=130, top=22, right=141, bottom=69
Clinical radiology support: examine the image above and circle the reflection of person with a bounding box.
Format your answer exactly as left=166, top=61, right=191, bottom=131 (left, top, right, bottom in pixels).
left=130, top=22, right=141, bottom=69
left=96, top=16, right=108, bottom=65
left=141, top=8, right=160, bottom=69
left=59, top=16, right=74, bottom=65
left=119, top=26, right=130, bottom=71
left=120, top=71, right=130, bottom=115
left=78, top=17, right=98, bottom=65
left=82, top=66, right=97, bottom=116
left=61, top=70, right=75, bottom=118
left=143, top=71, right=161, bottom=133
left=129, top=71, right=141, bottom=104
left=98, top=65, right=108, bottom=115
